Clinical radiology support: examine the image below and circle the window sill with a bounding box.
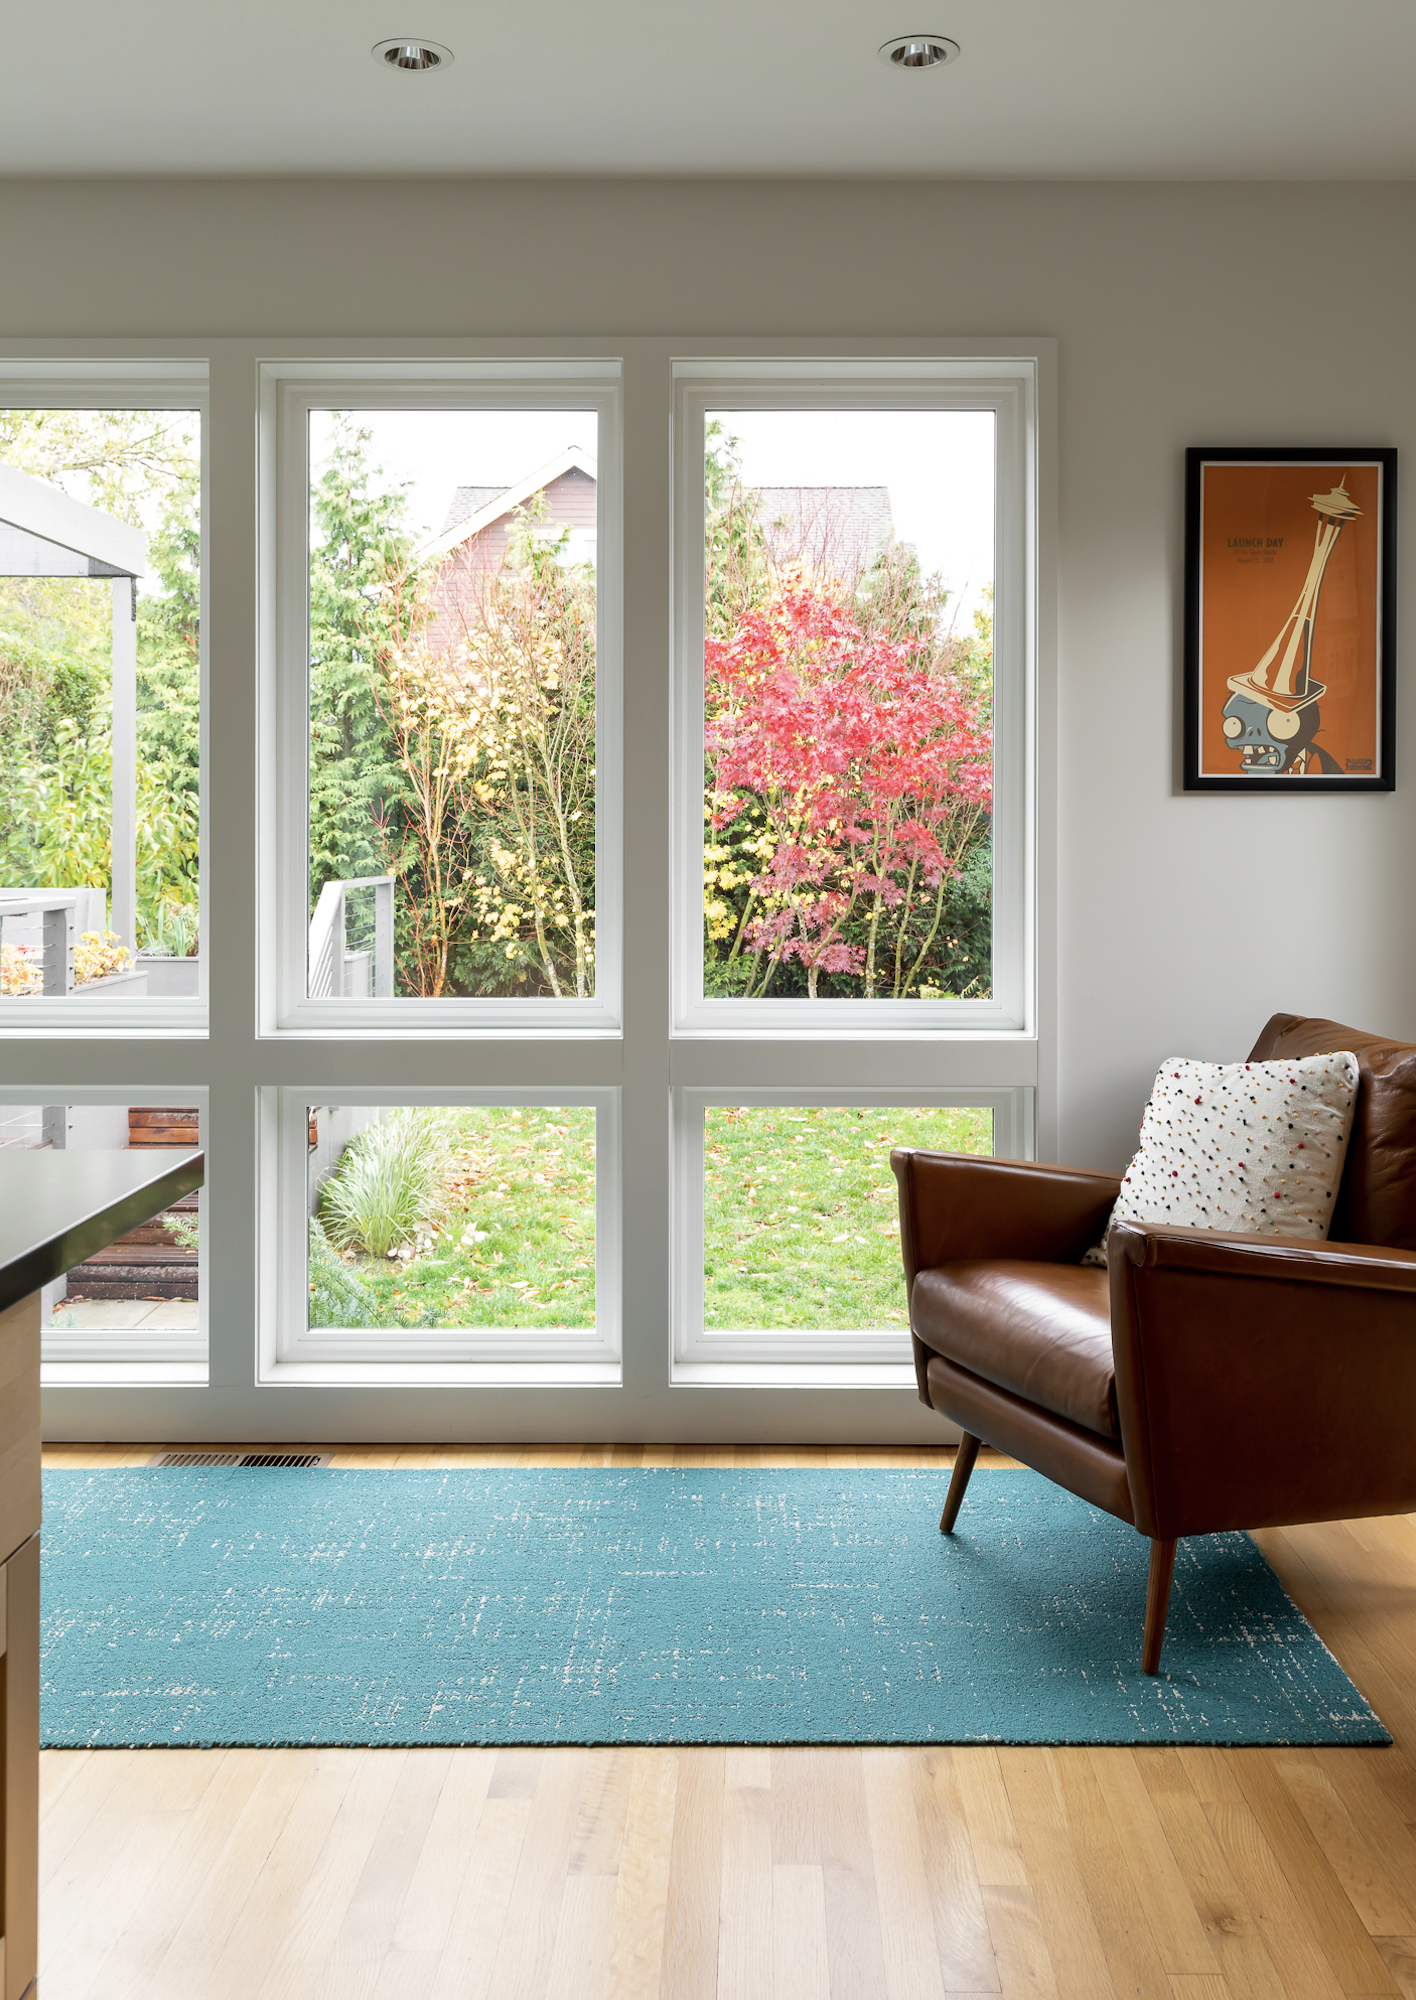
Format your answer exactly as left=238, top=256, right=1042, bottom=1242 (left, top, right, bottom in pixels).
left=670, top=1360, right=918, bottom=1389
left=44, top=1339, right=204, bottom=1366
left=258, top=1359, right=624, bottom=1387
left=671, top=1015, right=1032, bottom=1043
left=0, top=1005, right=208, bottom=1040
left=264, top=1002, right=624, bottom=1041
left=42, top=1361, right=209, bottom=1386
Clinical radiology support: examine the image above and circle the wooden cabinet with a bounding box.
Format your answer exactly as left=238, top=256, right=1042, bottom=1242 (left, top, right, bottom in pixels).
left=0, top=1294, right=40, bottom=2000
left=0, top=1145, right=202, bottom=2000
left=0, top=1535, right=39, bottom=2000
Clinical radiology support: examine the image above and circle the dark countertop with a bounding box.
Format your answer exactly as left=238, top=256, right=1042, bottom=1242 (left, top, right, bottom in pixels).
left=0, top=1149, right=204, bottom=1313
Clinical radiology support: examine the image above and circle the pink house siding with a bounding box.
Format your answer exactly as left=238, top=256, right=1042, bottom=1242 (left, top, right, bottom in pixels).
left=425, top=465, right=597, bottom=653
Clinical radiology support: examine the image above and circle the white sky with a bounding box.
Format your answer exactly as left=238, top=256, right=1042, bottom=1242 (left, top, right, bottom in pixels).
left=715, top=408, right=996, bottom=626
left=309, top=404, right=995, bottom=623
left=309, top=409, right=599, bottom=546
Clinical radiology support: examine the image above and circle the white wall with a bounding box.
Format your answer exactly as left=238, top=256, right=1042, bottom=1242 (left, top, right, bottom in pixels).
left=5, top=178, right=1415, bottom=1442
left=4, top=176, right=1409, bottom=1171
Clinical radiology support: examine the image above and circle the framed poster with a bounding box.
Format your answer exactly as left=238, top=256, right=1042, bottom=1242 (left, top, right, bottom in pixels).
left=1184, top=447, right=1396, bottom=791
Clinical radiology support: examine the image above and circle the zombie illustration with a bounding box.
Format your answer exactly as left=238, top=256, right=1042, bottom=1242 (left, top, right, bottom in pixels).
left=1222, top=478, right=1359, bottom=777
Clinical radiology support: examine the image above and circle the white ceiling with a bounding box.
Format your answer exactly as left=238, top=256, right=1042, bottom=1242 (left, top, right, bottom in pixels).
left=4, top=0, right=1416, bottom=179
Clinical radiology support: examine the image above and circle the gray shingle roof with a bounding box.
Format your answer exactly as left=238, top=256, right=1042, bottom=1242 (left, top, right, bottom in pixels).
left=440, top=484, right=512, bottom=533
left=442, top=477, right=896, bottom=571
left=756, top=486, right=895, bottom=571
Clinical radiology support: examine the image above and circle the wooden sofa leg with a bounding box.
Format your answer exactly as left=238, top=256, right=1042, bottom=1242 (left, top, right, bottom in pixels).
left=1142, top=1538, right=1177, bottom=1675
left=939, top=1433, right=981, bottom=1533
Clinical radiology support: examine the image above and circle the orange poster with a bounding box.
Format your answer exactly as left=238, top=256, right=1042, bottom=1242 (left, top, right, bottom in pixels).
left=1185, top=451, right=1394, bottom=790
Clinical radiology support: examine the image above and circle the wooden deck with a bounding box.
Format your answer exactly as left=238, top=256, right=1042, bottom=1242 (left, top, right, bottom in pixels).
left=37, top=1443, right=1416, bottom=1999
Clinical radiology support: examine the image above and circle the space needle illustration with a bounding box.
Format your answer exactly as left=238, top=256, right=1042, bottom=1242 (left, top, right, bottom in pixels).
left=1221, top=478, right=1361, bottom=775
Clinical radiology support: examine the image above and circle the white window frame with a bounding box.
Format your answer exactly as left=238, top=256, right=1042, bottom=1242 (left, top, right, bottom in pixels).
left=0, top=360, right=209, bottom=1040
left=261, top=1083, right=621, bottom=1382
left=0, top=1083, right=208, bottom=1379
left=671, top=1085, right=1034, bottom=1375
left=259, top=360, right=624, bottom=1038
left=4, top=333, right=1051, bottom=1441
left=672, top=358, right=1034, bottom=1039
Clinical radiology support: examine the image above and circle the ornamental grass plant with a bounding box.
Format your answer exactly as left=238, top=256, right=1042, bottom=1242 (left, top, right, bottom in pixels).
left=317, top=1108, right=454, bottom=1259
left=308, top=1105, right=596, bottom=1332
left=306, top=1104, right=984, bottom=1339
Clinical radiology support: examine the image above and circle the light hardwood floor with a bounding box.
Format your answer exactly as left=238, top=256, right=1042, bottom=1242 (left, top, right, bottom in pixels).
left=38, top=1443, right=1416, bottom=2000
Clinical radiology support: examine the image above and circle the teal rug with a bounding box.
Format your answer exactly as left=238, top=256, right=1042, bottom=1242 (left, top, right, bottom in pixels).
left=39, top=1468, right=1388, bottom=1748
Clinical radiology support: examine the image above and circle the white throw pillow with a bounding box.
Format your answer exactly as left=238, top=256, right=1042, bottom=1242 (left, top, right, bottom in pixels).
left=1082, top=1051, right=1360, bottom=1266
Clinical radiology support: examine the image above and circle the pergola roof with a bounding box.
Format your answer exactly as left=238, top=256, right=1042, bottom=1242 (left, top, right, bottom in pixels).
left=0, top=461, right=146, bottom=580
left=0, top=456, right=149, bottom=964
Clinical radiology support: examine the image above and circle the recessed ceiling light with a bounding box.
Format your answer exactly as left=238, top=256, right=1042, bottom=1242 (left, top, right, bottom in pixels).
left=878, top=34, right=960, bottom=69
left=371, top=37, right=454, bottom=72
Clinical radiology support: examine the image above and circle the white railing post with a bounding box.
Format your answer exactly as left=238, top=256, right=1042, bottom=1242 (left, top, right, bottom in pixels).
left=41, top=902, right=74, bottom=994
left=110, top=576, right=138, bottom=958
left=0, top=893, right=78, bottom=996
left=307, top=880, right=345, bottom=999
left=373, top=876, right=394, bottom=998
left=308, top=874, right=395, bottom=1000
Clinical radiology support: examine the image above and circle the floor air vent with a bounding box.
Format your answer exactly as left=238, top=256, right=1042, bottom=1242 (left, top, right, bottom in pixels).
left=238, top=1453, right=331, bottom=1468
left=148, top=1450, right=333, bottom=1468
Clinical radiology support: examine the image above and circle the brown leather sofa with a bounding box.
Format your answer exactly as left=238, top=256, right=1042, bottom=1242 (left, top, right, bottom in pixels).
left=891, top=1013, right=1416, bottom=1674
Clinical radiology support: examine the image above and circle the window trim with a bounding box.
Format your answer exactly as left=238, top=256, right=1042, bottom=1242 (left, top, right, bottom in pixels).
left=670, top=1084, right=1034, bottom=1372
left=671, top=358, right=1036, bottom=1040
left=258, top=360, right=625, bottom=1038
left=0, top=331, right=1054, bottom=1438
left=261, top=1083, right=622, bottom=1379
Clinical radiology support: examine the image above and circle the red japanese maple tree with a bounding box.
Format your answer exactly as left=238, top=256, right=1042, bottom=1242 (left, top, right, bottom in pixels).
left=704, top=568, right=992, bottom=999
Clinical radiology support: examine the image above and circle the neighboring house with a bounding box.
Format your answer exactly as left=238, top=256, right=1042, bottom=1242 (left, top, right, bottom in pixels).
left=756, top=485, right=896, bottom=581
left=415, top=451, right=897, bottom=652
left=415, top=444, right=598, bottom=653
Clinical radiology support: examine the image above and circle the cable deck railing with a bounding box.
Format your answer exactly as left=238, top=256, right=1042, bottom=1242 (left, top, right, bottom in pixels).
left=308, top=875, right=396, bottom=999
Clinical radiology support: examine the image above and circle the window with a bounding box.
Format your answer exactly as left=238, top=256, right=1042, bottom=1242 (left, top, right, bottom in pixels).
left=664, top=357, right=1038, bottom=1383
left=0, top=370, right=205, bottom=1034
left=12, top=339, right=1045, bottom=1422
left=672, top=1090, right=1032, bottom=1372
left=673, top=361, right=1031, bottom=1035
left=264, top=1088, right=620, bottom=1378
left=0, top=1091, right=206, bottom=1376
left=264, top=364, right=621, bottom=1034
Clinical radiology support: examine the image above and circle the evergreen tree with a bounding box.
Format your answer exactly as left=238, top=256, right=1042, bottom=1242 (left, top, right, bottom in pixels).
left=307, top=417, right=413, bottom=908
left=137, top=467, right=200, bottom=779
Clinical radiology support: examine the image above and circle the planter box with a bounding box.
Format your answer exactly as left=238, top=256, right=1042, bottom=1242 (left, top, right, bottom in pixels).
left=135, top=954, right=200, bottom=998
left=70, top=968, right=150, bottom=999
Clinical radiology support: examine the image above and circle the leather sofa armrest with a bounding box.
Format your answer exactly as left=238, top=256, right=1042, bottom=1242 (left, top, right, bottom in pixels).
left=1107, top=1218, right=1416, bottom=1539
left=1108, top=1220, right=1416, bottom=1291
left=891, top=1150, right=1122, bottom=1293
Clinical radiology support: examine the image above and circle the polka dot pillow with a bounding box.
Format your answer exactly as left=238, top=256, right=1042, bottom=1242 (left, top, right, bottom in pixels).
left=1082, top=1051, right=1360, bottom=1266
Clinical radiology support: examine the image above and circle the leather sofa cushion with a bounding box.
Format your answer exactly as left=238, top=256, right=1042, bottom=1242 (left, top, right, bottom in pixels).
left=911, top=1260, right=1118, bottom=1440
left=1248, top=1014, right=1416, bottom=1250
left=924, top=1354, right=1134, bottom=1523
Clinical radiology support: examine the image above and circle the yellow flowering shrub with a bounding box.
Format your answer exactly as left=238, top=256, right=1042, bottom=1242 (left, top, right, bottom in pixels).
left=0, top=929, right=129, bottom=994
left=74, top=929, right=132, bottom=983
left=0, top=943, right=41, bottom=996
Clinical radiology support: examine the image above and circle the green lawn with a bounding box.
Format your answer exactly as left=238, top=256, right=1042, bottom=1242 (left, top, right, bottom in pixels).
left=309, top=1100, right=993, bottom=1335
left=703, top=1105, right=992, bottom=1329
left=313, top=1106, right=597, bottom=1330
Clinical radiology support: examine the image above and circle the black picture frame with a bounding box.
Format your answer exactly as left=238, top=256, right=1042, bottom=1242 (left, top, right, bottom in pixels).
left=1183, top=446, right=1396, bottom=793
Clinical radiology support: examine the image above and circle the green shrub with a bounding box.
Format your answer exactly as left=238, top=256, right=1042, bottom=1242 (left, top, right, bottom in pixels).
left=166, top=1208, right=199, bottom=1251
left=307, top=1216, right=376, bottom=1328
left=317, top=1109, right=452, bottom=1257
